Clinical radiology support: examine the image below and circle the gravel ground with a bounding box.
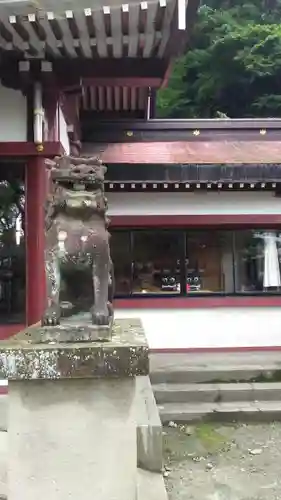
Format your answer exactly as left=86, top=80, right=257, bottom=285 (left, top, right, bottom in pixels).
left=163, top=422, right=281, bottom=500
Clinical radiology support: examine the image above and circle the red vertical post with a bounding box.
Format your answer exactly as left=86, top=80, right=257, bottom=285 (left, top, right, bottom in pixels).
left=25, top=157, right=46, bottom=325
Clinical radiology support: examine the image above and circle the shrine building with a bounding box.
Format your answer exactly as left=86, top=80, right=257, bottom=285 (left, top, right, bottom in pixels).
left=0, top=0, right=197, bottom=334
left=0, top=0, right=281, bottom=351
left=85, top=119, right=281, bottom=351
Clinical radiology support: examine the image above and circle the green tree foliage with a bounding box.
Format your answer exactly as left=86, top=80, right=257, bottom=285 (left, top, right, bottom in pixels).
left=157, top=0, right=281, bottom=117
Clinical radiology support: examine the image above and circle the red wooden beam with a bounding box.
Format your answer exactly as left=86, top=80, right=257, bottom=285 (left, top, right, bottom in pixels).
left=1, top=58, right=169, bottom=92
left=25, top=157, right=47, bottom=325
left=0, top=142, right=64, bottom=157
left=110, top=214, right=281, bottom=227
left=84, top=140, right=281, bottom=163
left=55, top=59, right=167, bottom=88
left=114, top=296, right=281, bottom=310
left=0, top=325, right=26, bottom=340
left=82, top=77, right=163, bottom=88
left=11, top=57, right=167, bottom=80
left=53, top=58, right=167, bottom=79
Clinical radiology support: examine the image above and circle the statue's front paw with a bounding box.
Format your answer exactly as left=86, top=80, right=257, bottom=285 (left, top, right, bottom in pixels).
left=91, top=308, right=110, bottom=326
left=41, top=307, right=61, bottom=326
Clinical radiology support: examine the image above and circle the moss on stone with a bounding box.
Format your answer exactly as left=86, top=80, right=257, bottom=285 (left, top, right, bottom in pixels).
left=194, top=423, right=229, bottom=454
left=0, top=318, right=149, bottom=380
left=208, top=369, right=281, bottom=384
left=163, top=424, right=232, bottom=464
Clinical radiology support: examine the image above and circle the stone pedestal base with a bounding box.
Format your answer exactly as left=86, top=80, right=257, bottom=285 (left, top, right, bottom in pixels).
left=8, top=379, right=136, bottom=500
left=0, top=318, right=149, bottom=500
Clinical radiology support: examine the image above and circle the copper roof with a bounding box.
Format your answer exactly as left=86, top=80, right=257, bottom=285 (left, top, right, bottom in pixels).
left=82, top=141, right=281, bottom=164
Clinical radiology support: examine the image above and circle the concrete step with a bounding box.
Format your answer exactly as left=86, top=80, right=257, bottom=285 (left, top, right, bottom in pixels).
left=153, top=382, right=281, bottom=404
left=159, top=400, right=281, bottom=424
left=150, top=365, right=281, bottom=384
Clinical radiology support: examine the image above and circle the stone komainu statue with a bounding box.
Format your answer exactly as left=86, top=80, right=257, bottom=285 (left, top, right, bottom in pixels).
left=41, top=155, right=114, bottom=328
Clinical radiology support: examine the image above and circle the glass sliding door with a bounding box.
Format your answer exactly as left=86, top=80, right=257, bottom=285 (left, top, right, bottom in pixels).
left=185, top=231, right=234, bottom=294
left=131, top=231, right=182, bottom=295
left=234, top=230, right=281, bottom=293
left=110, top=227, right=281, bottom=299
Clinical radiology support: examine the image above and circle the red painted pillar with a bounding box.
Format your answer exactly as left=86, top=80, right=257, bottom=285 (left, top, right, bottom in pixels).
left=25, top=157, right=46, bottom=325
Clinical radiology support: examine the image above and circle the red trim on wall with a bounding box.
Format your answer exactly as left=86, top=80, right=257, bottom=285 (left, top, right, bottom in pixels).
left=110, top=214, right=281, bottom=227
left=0, top=324, right=25, bottom=340
left=83, top=77, right=162, bottom=88
left=114, top=296, right=281, bottom=309
left=0, top=142, right=64, bottom=157
left=150, top=346, right=281, bottom=353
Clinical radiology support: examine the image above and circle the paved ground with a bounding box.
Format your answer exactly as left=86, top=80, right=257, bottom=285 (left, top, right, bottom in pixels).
left=163, top=422, right=281, bottom=500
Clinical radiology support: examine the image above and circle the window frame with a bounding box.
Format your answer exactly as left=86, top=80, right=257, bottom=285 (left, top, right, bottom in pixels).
left=110, top=227, right=281, bottom=299
left=111, top=228, right=185, bottom=298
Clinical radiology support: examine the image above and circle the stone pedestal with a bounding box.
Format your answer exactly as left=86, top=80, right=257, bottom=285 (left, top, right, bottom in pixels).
left=0, top=318, right=148, bottom=500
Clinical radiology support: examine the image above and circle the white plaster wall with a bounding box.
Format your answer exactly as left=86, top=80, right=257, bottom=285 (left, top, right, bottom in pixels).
left=114, top=308, right=281, bottom=350
left=0, top=84, right=27, bottom=141
left=107, top=192, right=281, bottom=216
left=57, top=106, right=70, bottom=155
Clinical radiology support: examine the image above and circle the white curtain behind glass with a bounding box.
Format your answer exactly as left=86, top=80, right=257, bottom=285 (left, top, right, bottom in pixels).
left=263, top=232, right=281, bottom=288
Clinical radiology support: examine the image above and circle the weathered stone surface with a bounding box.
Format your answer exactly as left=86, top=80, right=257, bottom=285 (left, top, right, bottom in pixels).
left=42, top=154, right=114, bottom=333
left=8, top=378, right=137, bottom=500
left=0, top=318, right=148, bottom=380
left=30, top=316, right=114, bottom=343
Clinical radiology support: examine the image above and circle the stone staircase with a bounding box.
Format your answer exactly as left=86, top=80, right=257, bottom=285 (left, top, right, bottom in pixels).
left=150, top=351, right=281, bottom=424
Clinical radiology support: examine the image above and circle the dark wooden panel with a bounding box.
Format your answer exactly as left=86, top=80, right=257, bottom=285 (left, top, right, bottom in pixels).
left=105, top=163, right=281, bottom=182
left=81, top=117, right=281, bottom=143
